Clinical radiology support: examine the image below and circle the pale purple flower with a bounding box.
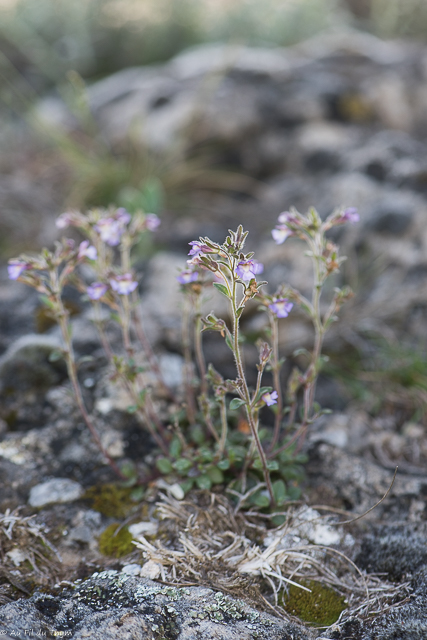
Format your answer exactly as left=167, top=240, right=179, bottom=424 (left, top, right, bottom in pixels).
left=341, top=207, right=359, bottom=223
left=56, top=212, right=73, bottom=229
left=94, top=208, right=131, bottom=246
left=235, top=260, right=264, bottom=281
left=7, top=260, right=28, bottom=280
left=87, top=282, right=108, bottom=300
left=272, top=226, right=295, bottom=245
left=145, top=213, right=161, bottom=231
left=268, top=298, right=293, bottom=318
left=115, top=208, right=132, bottom=226
left=262, top=390, right=278, bottom=406
left=188, top=241, right=216, bottom=256
left=177, top=269, right=199, bottom=284
left=78, top=241, right=97, bottom=261
left=110, top=273, right=138, bottom=295
left=95, top=218, right=123, bottom=246
left=278, top=211, right=300, bottom=225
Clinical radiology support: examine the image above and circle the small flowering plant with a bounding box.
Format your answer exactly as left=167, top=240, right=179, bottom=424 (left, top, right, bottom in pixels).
left=8, top=202, right=358, bottom=509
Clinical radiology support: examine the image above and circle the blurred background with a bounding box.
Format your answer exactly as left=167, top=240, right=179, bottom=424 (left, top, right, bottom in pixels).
left=0, top=0, right=427, bottom=252
left=1, top=0, right=427, bottom=92
left=1, top=0, right=427, bottom=256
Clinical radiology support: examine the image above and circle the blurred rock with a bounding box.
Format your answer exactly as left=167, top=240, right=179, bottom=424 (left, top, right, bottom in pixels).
left=0, top=334, right=65, bottom=392
left=28, top=478, right=84, bottom=507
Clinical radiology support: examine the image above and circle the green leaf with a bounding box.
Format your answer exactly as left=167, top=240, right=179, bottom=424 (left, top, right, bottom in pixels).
left=196, top=474, right=212, bottom=490
left=287, top=485, right=302, bottom=500
left=229, top=397, right=246, bottom=411
left=259, top=386, right=273, bottom=395
left=173, top=458, right=192, bottom=475
left=190, top=424, right=205, bottom=446
left=217, top=459, right=230, bottom=470
left=39, top=294, right=55, bottom=309
left=251, top=492, right=270, bottom=508
left=206, top=466, right=224, bottom=484
left=126, top=405, right=138, bottom=414
left=236, top=306, right=244, bottom=319
left=271, top=514, right=287, bottom=526
left=213, top=282, right=230, bottom=298
left=198, top=447, right=213, bottom=463
left=169, top=436, right=182, bottom=459
left=130, top=486, right=145, bottom=501
left=225, top=334, right=234, bottom=351
left=180, top=478, right=194, bottom=495
left=272, top=479, right=287, bottom=503
left=48, top=349, right=63, bottom=363
left=156, top=458, right=173, bottom=474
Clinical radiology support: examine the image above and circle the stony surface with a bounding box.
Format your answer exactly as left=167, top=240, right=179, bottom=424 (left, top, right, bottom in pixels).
left=0, top=572, right=312, bottom=640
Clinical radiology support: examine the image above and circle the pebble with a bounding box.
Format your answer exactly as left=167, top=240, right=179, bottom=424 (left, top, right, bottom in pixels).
left=28, top=478, right=84, bottom=507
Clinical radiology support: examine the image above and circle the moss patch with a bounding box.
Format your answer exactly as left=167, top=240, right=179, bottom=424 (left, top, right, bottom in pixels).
left=83, top=483, right=137, bottom=518
left=98, top=524, right=134, bottom=558
left=282, top=580, right=346, bottom=627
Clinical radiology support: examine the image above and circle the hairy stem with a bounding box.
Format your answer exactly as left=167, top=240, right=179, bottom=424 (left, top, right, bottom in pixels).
left=268, top=314, right=283, bottom=452
left=230, top=266, right=275, bottom=505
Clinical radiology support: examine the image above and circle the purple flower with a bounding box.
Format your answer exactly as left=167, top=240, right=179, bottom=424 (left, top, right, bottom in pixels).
left=268, top=298, right=293, bottom=318
left=115, top=207, right=132, bottom=225
left=188, top=241, right=216, bottom=256
left=341, top=207, right=359, bottom=223
left=177, top=269, right=199, bottom=284
left=278, top=211, right=300, bottom=225
left=7, top=260, right=28, bottom=280
left=272, top=226, right=295, bottom=245
left=262, top=390, right=278, bottom=406
left=95, top=218, right=123, bottom=246
left=145, top=213, right=161, bottom=231
left=78, top=241, right=97, bottom=261
left=110, top=273, right=138, bottom=295
left=87, top=282, right=108, bottom=300
left=235, top=260, right=264, bottom=281
left=94, top=208, right=131, bottom=246
left=56, top=212, right=74, bottom=229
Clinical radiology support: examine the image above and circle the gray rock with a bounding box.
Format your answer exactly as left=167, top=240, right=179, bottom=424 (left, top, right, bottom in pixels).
left=28, top=478, right=84, bottom=508
left=0, top=571, right=313, bottom=640
left=365, top=197, right=415, bottom=235
left=356, top=534, right=427, bottom=580
left=0, top=334, right=65, bottom=392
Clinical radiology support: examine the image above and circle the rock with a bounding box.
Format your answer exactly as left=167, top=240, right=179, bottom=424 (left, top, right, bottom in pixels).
left=307, top=442, right=426, bottom=516
left=364, top=196, right=415, bottom=235
left=0, top=334, right=65, bottom=392
left=0, top=571, right=312, bottom=640
left=356, top=533, right=427, bottom=580
left=28, top=478, right=84, bottom=508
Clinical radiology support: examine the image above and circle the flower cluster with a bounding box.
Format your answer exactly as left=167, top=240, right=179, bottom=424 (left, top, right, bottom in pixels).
left=272, top=206, right=359, bottom=245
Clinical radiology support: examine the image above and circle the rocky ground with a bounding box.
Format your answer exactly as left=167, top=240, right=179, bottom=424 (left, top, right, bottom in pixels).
left=1, top=30, right=427, bottom=639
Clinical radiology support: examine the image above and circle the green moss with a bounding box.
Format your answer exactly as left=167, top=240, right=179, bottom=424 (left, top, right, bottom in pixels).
left=98, top=524, right=134, bottom=558
left=83, top=483, right=137, bottom=518
left=283, top=580, right=346, bottom=627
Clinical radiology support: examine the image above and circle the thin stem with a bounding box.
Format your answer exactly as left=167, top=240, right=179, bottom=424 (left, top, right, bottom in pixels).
left=182, top=294, right=197, bottom=425
left=194, top=292, right=208, bottom=396
left=218, top=395, right=228, bottom=457
left=268, top=314, right=283, bottom=452
left=229, top=262, right=275, bottom=505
